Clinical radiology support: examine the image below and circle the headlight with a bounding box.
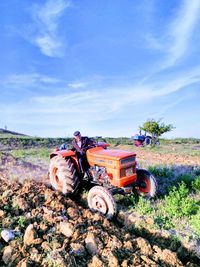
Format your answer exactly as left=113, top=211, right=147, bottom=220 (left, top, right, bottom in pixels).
left=125, top=167, right=134, bottom=176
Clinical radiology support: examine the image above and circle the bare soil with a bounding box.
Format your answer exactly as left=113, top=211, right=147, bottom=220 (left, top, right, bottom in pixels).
left=0, top=152, right=199, bottom=266
left=118, top=145, right=200, bottom=167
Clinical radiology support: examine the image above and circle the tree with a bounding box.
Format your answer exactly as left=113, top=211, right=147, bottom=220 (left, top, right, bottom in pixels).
left=139, top=119, right=174, bottom=146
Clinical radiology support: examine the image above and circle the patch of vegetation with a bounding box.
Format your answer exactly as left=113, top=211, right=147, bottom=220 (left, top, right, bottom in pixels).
left=11, top=148, right=50, bottom=160
left=17, top=216, right=26, bottom=227
left=160, top=138, right=200, bottom=145
left=133, top=197, right=153, bottom=215
left=190, top=210, right=200, bottom=237
left=148, top=166, right=173, bottom=178
left=163, top=182, right=198, bottom=218
left=154, top=215, right=175, bottom=230
left=191, top=176, right=200, bottom=192
left=0, top=136, right=72, bottom=149
left=176, top=173, right=194, bottom=188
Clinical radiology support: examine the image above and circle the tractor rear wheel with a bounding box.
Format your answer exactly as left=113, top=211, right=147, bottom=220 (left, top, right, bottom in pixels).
left=49, top=155, right=80, bottom=195
left=87, top=186, right=117, bottom=219
left=136, top=169, right=157, bottom=198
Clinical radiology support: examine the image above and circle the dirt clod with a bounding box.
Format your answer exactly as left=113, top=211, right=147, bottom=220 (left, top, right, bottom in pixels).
left=2, top=245, right=13, bottom=264
left=23, top=224, right=37, bottom=245
left=0, top=152, right=199, bottom=266
left=59, top=221, right=74, bottom=238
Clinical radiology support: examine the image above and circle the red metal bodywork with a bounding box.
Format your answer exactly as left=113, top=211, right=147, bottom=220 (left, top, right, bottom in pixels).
left=50, top=143, right=137, bottom=188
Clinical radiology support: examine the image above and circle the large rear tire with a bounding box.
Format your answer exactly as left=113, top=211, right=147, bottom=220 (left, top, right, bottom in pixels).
left=136, top=169, right=157, bottom=198
left=87, top=186, right=117, bottom=219
left=49, top=155, right=80, bottom=195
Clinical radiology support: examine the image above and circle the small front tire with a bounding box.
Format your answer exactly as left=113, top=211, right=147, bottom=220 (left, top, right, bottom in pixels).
left=136, top=169, right=157, bottom=198
left=87, top=186, right=117, bottom=219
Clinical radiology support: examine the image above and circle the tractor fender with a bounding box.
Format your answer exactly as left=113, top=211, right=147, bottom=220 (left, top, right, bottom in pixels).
left=50, top=149, right=76, bottom=159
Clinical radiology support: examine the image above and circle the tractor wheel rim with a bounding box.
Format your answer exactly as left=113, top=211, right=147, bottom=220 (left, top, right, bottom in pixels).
left=139, top=178, right=150, bottom=193
left=92, top=195, right=107, bottom=214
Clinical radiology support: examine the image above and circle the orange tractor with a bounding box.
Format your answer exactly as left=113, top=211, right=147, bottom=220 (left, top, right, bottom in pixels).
left=49, top=142, right=157, bottom=219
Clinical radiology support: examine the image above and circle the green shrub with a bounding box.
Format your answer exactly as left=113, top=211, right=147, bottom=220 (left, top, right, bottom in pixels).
left=191, top=176, right=200, bottom=192
left=194, top=168, right=200, bottom=176
left=190, top=210, right=200, bottom=237
left=176, top=173, right=194, bottom=187
left=154, top=215, right=174, bottom=230
left=163, top=182, right=198, bottom=218
left=17, top=216, right=26, bottom=227
left=148, top=166, right=173, bottom=178
left=134, top=197, right=153, bottom=215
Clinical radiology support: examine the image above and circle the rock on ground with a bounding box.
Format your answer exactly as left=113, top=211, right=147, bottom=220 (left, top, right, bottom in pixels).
left=0, top=178, right=199, bottom=266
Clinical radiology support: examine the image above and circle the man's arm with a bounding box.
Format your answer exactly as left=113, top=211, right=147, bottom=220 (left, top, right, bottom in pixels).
left=81, top=137, right=95, bottom=153
left=71, top=139, right=82, bottom=153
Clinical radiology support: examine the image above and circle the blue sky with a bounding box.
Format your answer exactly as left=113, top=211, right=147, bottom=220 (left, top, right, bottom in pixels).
left=0, top=0, right=200, bottom=138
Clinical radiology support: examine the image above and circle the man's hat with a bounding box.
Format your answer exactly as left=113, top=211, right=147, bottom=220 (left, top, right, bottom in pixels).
left=73, top=131, right=81, bottom=136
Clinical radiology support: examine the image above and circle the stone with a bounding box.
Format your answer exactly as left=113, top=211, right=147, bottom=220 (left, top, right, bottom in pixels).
left=1, top=229, right=15, bottom=242
left=107, top=235, right=122, bottom=250
left=107, top=251, right=119, bottom=267
left=0, top=209, right=5, bottom=217
left=16, top=258, right=28, bottom=267
left=23, top=224, right=37, bottom=245
left=41, top=241, right=51, bottom=251
left=123, top=241, right=133, bottom=251
left=70, top=243, right=86, bottom=257
left=85, top=232, right=98, bottom=255
left=88, top=256, right=104, bottom=267
left=160, top=249, right=183, bottom=266
left=3, top=245, right=12, bottom=264
left=145, top=217, right=154, bottom=225
left=59, top=222, right=74, bottom=238
left=67, top=207, right=80, bottom=219
left=121, top=260, right=128, bottom=267
left=12, top=196, right=28, bottom=210
left=141, top=255, right=157, bottom=265
left=135, top=237, right=153, bottom=255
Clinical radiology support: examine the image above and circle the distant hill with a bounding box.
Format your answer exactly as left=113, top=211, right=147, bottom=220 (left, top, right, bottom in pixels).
left=0, top=128, right=29, bottom=136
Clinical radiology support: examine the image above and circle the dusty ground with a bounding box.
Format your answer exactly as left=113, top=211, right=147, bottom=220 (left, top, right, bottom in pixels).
left=0, top=151, right=200, bottom=266
left=0, top=152, right=48, bottom=184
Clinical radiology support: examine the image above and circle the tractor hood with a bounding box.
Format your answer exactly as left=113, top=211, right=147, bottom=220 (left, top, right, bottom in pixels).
left=87, top=147, right=135, bottom=159
left=87, top=147, right=136, bottom=168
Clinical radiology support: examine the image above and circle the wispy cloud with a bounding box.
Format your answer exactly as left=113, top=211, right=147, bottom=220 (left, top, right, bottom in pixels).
left=1, top=73, right=62, bottom=89
left=164, top=0, right=200, bottom=68
left=6, top=66, right=200, bottom=115
left=146, top=0, right=200, bottom=69
left=68, top=82, right=87, bottom=89
left=31, top=0, right=70, bottom=57
left=2, top=66, right=200, bottom=136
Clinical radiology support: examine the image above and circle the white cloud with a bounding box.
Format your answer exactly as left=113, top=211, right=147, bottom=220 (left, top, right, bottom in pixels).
left=68, top=82, right=87, bottom=89
left=1, top=73, right=61, bottom=89
left=6, top=66, right=199, bottom=117
left=146, top=0, right=200, bottom=69
left=2, top=66, right=200, bottom=137
left=31, top=0, right=70, bottom=57
left=35, top=35, right=63, bottom=57
left=164, top=0, right=200, bottom=68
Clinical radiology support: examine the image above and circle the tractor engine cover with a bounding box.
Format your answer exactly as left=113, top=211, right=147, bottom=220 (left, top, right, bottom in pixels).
left=86, top=147, right=137, bottom=187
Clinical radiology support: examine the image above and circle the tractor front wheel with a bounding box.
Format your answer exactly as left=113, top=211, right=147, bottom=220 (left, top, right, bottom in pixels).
left=87, top=186, right=117, bottom=219
left=136, top=169, right=157, bottom=198
left=49, top=155, right=80, bottom=195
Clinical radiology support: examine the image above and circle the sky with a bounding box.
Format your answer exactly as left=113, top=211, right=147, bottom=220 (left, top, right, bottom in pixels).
left=0, top=0, right=200, bottom=138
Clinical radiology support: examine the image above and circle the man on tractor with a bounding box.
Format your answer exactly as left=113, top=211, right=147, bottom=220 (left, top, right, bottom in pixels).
left=71, top=131, right=94, bottom=172
left=49, top=131, right=157, bottom=219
